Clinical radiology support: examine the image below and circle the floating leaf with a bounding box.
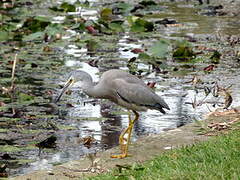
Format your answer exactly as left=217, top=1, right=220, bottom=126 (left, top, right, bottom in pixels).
left=45, top=23, right=64, bottom=36
left=112, top=2, right=133, bottom=15
left=60, top=2, right=76, bottom=12
left=0, top=31, right=9, bottom=41
left=139, top=0, right=157, bottom=7
left=22, top=17, right=51, bottom=33
left=173, top=41, right=196, bottom=61
left=100, top=8, right=113, bottom=21
left=86, top=39, right=99, bottom=52
left=74, top=0, right=90, bottom=8
left=210, top=50, right=221, bottom=64
left=18, top=93, right=34, bottom=103
left=148, top=40, right=169, bottom=58
left=138, top=52, right=151, bottom=60
left=34, top=16, right=52, bottom=22
left=127, top=16, right=154, bottom=32
left=22, top=31, right=44, bottom=41
left=127, top=16, right=139, bottom=25
left=0, top=145, right=22, bottom=153
left=109, top=22, right=124, bottom=32
left=50, top=2, right=76, bottom=12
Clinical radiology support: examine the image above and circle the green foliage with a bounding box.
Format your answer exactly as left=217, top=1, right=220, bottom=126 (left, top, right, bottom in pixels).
left=89, top=130, right=240, bottom=180
left=74, top=0, right=90, bottom=8
left=50, top=2, right=76, bottom=12
left=60, top=2, right=76, bottom=12
left=22, top=21, right=64, bottom=41
left=100, top=8, right=113, bottom=22
left=86, top=39, right=99, bottom=52
left=45, top=23, right=64, bottom=36
left=139, top=0, right=157, bottom=7
left=127, top=16, right=154, bottom=32
left=112, top=2, right=133, bottom=15
left=18, top=93, right=34, bottom=103
left=0, top=31, right=9, bottom=41
left=22, top=31, right=44, bottom=41
left=108, top=21, right=124, bottom=32
left=210, top=50, right=221, bottom=64
left=0, top=145, right=22, bottom=153
left=138, top=52, right=151, bottom=60
left=173, top=41, right=196, bottom=61
left=148, top=40, right=169, bottom=58
left=22, top=16, right=51, bottom=33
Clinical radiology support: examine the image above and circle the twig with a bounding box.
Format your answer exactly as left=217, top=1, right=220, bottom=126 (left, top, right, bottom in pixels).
left=11, top=53, right=18, bottom=90
left=206, top=104, right=212, bottom=112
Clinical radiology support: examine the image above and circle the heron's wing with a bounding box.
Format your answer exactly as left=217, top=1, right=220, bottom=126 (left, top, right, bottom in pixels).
left=101, top=69, right=146, bottom=86
left=113, top=79, right=170, bottom=112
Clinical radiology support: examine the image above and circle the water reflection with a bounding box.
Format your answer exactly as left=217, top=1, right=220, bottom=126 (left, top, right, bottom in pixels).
left=101, top=120, right=120, bottom=149
left=9, top=1, right=240, bottom=177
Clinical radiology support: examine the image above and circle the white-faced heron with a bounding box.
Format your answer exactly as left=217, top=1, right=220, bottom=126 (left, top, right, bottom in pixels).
left=55, top=69, right=170, bottom=158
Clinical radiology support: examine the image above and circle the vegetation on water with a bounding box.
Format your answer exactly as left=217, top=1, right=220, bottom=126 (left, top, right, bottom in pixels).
left=1, top=0, right=240, bottom=177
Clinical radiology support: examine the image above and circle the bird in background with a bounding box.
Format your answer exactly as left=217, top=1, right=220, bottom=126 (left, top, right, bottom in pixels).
left=55, top=69, right=170, bottom=158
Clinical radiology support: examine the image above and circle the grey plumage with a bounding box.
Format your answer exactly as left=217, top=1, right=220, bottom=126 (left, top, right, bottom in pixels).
left=57, top=69, right=170, bottom=113
left=55, top=69, right=170, bottom=158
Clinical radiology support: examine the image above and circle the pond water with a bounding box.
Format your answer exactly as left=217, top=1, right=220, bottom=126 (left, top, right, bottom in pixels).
left=1, top=0, right=240, bottom=177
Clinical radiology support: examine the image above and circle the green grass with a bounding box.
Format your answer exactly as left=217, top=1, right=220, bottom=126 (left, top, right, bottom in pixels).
left=89, top=130, right=240, bottom=180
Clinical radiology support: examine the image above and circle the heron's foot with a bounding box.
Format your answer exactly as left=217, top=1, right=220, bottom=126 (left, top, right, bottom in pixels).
left=111, top=153, right=131, bottom=159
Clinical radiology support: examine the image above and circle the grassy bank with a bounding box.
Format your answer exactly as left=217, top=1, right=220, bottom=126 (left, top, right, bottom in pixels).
left=89, top=130, right=240, bottom=180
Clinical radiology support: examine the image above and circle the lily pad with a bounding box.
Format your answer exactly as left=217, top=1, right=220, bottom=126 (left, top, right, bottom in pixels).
left=100, top=8, right=113, bottom=21
left=173, top=41, right=196, bottom=61
left=22, top=16, right=51, bottom=33
left=22, top=31, right=44, bottom=41
left=210, top=50, right=221, bottom=64
left=127, top=16, right=154, bottom=32
left=148, top=40, right=169, bottom=58
left=0, top=31, right=9, bottom=41
left=0, top=145, right=22, bottom=153
left=112, top=2, right=133, bottom=15
left=109, top=22, right=124, bottom=32
left=18, top=93, right=34, bottom=103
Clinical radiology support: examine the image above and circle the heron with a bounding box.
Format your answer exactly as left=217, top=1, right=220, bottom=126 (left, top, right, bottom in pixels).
left=55, top=69, right=170, bottom=158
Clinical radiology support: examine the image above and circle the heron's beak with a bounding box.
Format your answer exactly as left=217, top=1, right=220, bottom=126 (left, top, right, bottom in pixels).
left=54, top=77, right=75, bottom=103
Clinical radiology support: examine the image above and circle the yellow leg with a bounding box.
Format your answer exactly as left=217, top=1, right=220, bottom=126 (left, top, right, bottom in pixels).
left=111, top=110, right=139, bottom=158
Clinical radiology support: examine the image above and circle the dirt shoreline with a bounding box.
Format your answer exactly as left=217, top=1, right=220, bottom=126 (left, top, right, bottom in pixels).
left=11, top=107, right=240, bottom=180
left=11, top=122, right=209, bottom=180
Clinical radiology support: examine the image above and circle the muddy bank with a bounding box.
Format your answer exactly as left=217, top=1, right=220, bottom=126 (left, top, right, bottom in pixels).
left=11, top=121, right=208, bottom=179
left=1, top=0, right=240, bottom=177
left=11, top=107, right=240, bottom=180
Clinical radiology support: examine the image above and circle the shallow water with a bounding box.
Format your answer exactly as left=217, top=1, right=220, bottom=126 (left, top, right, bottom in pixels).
left=1, top=0, right=240, bottom=177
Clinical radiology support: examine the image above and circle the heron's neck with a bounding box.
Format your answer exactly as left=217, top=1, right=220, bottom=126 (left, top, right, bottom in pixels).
left=82, top=81, right=106, bottom=99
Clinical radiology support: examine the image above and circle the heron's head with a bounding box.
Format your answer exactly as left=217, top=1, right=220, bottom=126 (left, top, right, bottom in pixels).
left=54, top=70, right=93, bottom=103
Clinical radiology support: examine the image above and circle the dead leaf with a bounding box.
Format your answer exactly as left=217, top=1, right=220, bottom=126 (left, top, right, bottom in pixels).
left=203, top=64, right=215, bottom=71
left=78, top=136, right=96, bottom=148
left=86, top=25, right=97, bottom=35
left=131, top=48, right=144, bottom=54
left=208, top=122, right=230, bottom=131
left=147, top=82, right=156, bottom=89
left=0, top=102, right=6, bottom=107
left=219, top=89, right=233, bottom=109
left=206, top=108, right=238, bottom=117
left=166, top=23, right=183, bottom=27
left=66, top=103, right=74, bottom=108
